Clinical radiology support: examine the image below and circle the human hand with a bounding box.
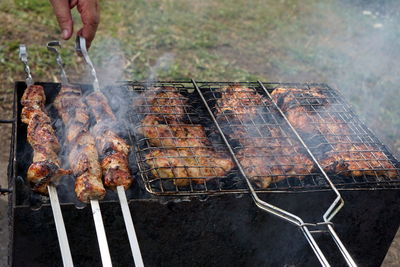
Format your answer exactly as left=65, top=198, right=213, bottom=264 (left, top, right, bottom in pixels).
left=49, top=0, right=100, bottom=48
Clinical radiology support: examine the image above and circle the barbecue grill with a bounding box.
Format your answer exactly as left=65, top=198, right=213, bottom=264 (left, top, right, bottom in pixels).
left=5, top=80, right=400, bottom=266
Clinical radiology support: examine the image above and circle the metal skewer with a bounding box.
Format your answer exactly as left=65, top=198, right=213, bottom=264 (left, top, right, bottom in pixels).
left=19, top=44, right=74, bottom=267
left=75, top=37, right=144, bottom=267
left=47, top=41, right=113, bottom=267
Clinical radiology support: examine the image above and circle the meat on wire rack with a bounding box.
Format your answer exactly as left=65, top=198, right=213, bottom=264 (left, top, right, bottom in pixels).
left=128, top=83, right=237, bottom=195
left=124, top=81, right=400, bottom=195
left=269, top=83, right=400, bottom=188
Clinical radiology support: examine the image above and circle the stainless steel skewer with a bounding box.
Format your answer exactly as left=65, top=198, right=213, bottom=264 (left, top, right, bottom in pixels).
left=47, top=41, right=113, bottom=267
left=75, top=36, right=144, bottom=267
left=19, top=44, right=74, bottom=267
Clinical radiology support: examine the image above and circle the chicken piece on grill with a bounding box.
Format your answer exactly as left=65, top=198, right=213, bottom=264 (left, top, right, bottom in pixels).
left=236, top=147, right=314, bottom=188
left=53, top=86, right=90, bottom=143
left=91, top=122, right=132, bottom=190
left=215, top=85, right=268, bottom=122
left=21, top=84, right=46, bottom=109
left=27, top=112, right=60, bottom=153
left=134, top=86, right=188, bottom=122
left=55, top=86, right=106, bottom=202
left=139, top=115, right=209, bottom=148
left=21, top=85, right=70, bottom=194
left=230, top=125, right=289, bottom=148
left=319, top=143, right=398, bottom=178
left=85, top=91, right=116, bottom=122
left=27, top=161, right=71, bottom=194
left=145, top=148, right=234, bottom=186
left=271, top=87, right=351, bottom=136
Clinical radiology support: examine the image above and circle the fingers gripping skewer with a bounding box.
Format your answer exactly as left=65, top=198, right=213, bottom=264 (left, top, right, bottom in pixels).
left=19, top=44, right=74, bottom=267
left=75, top=36, right=144, bottom=266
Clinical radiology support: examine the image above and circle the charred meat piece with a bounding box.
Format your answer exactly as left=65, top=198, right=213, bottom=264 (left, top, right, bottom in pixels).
left=215, top=85, right=268, bottom=122
left=145, top=148, right=234, bottom=186
left=320, top=143, right=398, bottom=178
left=139, top=115, right=209, bottom=148
left=86, top=91, right=133, bottom=191
left=134, top=86, right=188, bottom=122
left=21, top=85, right=70, bottom=194
left=85, top=91, right=116, bottom=122
left=21, top=84, right=46, bottom=109
left=271, top=87, right=350, bottom=135
left=53, top=85, right=90, bottom=143
left=55, top=86, right=106, bottom=202
left=236, top=147, right=315, bottom=188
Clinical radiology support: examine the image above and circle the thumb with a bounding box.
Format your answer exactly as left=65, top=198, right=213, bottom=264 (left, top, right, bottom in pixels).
left=49, top=0, right=74, bottom=40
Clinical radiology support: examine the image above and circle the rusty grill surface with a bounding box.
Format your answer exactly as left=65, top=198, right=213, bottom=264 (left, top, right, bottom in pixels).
left=119, top=81, right=400, bottom=196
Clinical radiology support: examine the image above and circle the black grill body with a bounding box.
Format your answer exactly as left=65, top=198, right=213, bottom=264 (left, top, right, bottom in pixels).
left=9, top=82, right=400, bottom=266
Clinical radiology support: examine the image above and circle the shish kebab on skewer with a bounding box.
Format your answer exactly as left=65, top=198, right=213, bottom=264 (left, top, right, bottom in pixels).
left=19, top=44, right=74, bottom=267
left=75, top=36, right=144, bottom=267
left=48, top=40, right=113, bottom=267
left=53, top=85, right=107, bottom=202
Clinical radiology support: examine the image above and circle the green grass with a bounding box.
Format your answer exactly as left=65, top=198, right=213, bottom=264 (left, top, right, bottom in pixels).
left=0, top=0, right=399, bottom=156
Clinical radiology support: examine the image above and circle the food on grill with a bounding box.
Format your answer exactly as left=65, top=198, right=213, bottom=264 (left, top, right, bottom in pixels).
left=215, top=85, right=268, bottom=122
left=139, top=115, right=209, bottom=148
left=271, top=87, right=350, bottom=135
left=86, top=91, right=133, bottom=190
left=236, top=145, right=314, bottom=188
left=271, top=87, right=398, bottom=178
left=134, top=86, right=188, bottom=122
left=145, top=148, right=234, bottom=186
left=21, top=85, right=71, bottom=194
left=54, top=86, right=106, bottom=202
left=320, top=144, right=398, bottom=178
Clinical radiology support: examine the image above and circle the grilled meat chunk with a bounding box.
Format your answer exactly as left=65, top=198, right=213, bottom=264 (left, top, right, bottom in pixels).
left=53, top=85, right=90, bottom=143
left=145, top=148, right=234, bottom=186
left=320, top=143, right=398, bottom=178
left=21, top=85, right=70, bottom=194
left=85, top=91, right=116, bottom=122
left=55, top=86, right=106, bottom=202
left=21, top=84, right=46, bottom=109
left=215, top=85, right=268, bottom=122
left=134, top=86, right=188, bottom=122
left=237, top=147, right=314, bottom=188
left=91, top=122, right=132, bottom=190
left=86, top=91, right=133, bottom=190
left=139, top=115, right=209, bottom=148
left=271, top=87, right=349, bottom=135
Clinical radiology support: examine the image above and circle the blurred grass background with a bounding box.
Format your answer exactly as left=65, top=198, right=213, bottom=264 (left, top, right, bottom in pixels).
left=0, top=0, right=400, bottom=265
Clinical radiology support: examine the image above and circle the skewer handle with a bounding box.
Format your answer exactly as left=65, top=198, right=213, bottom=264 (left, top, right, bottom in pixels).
left=18, top=44, right=33, bottom=86
left=47, top=41, right=69, bottom=85
left=91, top=199, right=113, bottom=267
left=48, top=185, right=74, bottom=267
left=75, top=36, right=100, bottom=91
left=117, top=186, right=144, bottom=267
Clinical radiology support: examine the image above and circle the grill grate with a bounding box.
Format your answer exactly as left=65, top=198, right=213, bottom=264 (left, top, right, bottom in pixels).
left=263, top=82, right=400, bottom=189
left=119, top=81, right=400, bottom=196
left=124, top=81, right=246, bottom=195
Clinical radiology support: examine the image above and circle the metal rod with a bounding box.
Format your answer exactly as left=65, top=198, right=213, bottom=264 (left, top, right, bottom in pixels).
left=47, top=41, right=69, bottom=85
left=257, top=81, right=357, bottom=267
left=75, top=36, right=100, bottom=91
left=191, top=79, right=331, bottom=267
left=117, top=186, right=144, bottom=267
left=48, top=185, right=74, bottom=267
left=91, top=199, right=113, bottom=267
left=18, top=44, right=33, bottom=86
